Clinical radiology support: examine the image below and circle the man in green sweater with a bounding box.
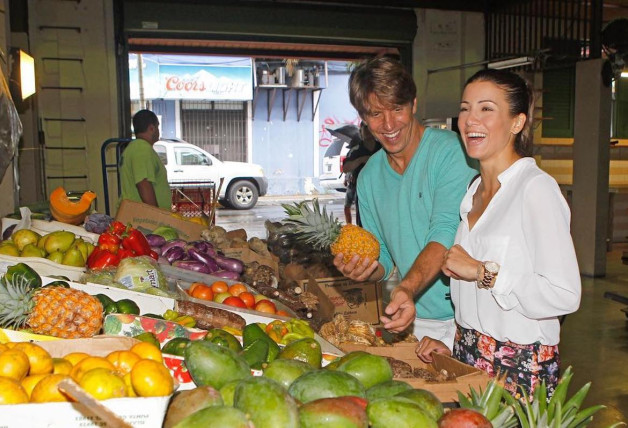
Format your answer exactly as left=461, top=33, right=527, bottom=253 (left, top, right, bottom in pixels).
left=333, top=56, right=476, bottom=351
left=119, top=109, right=171, bottom=210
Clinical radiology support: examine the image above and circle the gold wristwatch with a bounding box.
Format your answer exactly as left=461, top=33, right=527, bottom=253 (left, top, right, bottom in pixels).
left=477, top=261, right=500, bottom=289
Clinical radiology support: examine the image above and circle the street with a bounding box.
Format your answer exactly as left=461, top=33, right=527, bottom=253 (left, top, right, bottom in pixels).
left=213, top=194, right=348, bottom=238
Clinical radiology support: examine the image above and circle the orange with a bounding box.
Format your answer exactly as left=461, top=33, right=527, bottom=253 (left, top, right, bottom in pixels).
left=70, top=356, right=115, bottom=383
left=106, top=350, right=141, bottom=375
left=0, top=348, right=30, bottom=381
left=52, top=357, right=73, bottom=375
left=130, top=341, right=163, bottom=363
left=130, top=359, right=174, bottom=397
left=0, top=343, right=9, bottom=353
left=12, top=342, right=54, bottom=376
left=238, top=291, right=256, bottom=309
left=63, top=352, right=90, bottom=366
left=20, top=374, right=47, bottom=398
left=0, top=377, right=29, bottom=404
left=228, top=283, right=248, bottom=296
left=30, top=374, right=72, bottom=402
left=79, top=368, right=127, bottom=400
left=210, top=280, right=229, bottom=294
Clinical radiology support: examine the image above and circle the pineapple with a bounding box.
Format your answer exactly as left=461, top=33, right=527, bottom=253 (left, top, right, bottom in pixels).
left=0, top=276, right=103, bottom=339
left=458, top=379, right=519, bottom=428
left=282, top=198, right=380, bottom=264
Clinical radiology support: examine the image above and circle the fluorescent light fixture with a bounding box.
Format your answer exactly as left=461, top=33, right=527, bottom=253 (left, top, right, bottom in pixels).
left=487, top=56, right=534, bottom=70
left=622, top=71, right=628, bottom=78
left=18, top=50, right=35, bottom=99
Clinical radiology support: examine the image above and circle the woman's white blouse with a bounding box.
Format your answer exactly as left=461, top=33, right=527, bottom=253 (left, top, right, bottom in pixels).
left=452, top=157, right=581, bottom=345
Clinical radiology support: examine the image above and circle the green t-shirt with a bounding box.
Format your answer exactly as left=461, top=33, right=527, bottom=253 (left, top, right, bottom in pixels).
left=119, top=139, right=171, bottom=210
left=357, top=127, right=477, bottom=321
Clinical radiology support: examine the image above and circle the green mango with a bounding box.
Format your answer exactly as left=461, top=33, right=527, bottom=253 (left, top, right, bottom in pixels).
left=366, top=397, right=437, bottom=428
left=299, top=396, right=369, bottom=428
left=44, top=230, right=76, bottom=254
left=20, top=243, right=45, bottom=258
left=172, top=405, right=251, bottom=428
left=163, top=386, right=223, bottom=428
left=0, top=242, right=20, bottom=257
left=396, top=389, right=444, bottom=422
left=219, top=380, right=240, bottom=407
left=278, top=337, right=322, bottom=369
left=262, top=358, right=314, bottom=389
left=335, top=351, right=393, bottom=389
left=2, top=263, right=42, bottom=288
left=234, top=377, right=299, bottom=428
left=240, top=339, right=269, bottom=370
left=11, top=229, right=41, bottom=252
left=242, top=323, right=279, bottom=362
left=46, top=251, right=64, bottom=264
left=288, top=370, right=366, bottom=404
left=205, top=328, right=243, bottom=353
left=366, top=380, right=413, bottom=401
left=61, top=247, right=85, bottom=267
left=184, top=340, right=251, bottom=390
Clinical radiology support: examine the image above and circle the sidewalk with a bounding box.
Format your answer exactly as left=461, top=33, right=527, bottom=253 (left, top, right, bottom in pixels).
left=257, top=193, right=344, bottom=206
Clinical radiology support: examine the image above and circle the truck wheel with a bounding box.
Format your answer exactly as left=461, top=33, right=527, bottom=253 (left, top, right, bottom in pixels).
left=227, top=180, right=258, bottom=210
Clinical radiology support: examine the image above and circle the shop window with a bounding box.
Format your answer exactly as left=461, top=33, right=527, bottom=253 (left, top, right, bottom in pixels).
left=542, top=67, right=576, bottom=138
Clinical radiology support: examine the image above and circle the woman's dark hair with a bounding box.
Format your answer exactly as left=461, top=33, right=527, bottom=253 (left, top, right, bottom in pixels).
left=132, top=109, right=158, bottom=134
left=465, top=69, right=535, bottom=157
left=349, top=56, right=416, bottom=118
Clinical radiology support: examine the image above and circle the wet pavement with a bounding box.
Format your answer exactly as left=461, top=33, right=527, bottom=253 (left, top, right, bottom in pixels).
left=214, top=193, right=348, bottom=238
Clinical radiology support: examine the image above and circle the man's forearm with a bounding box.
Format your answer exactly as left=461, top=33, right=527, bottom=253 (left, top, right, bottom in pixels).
left=399, top=241, right=447, bottom=295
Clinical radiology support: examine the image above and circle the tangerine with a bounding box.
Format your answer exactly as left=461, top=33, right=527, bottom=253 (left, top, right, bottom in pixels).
left=52, top=358, right=73, bottom=375
left=20, top=374, right=47, bottom=398
left=70, top=356, right=115, bottom=383
left=0, top=377, right=29, bottom=404
left=12, top=342, right=53, bottom=376
left=0, top=348, right=30, bottom=381
left=79, top=368, right=128, bottom=400
left=106, top=350, right=141, bottom=375
left=130, top=341, right=163, bottom=362
left=130, top=359, right=174, bottom=397
left=62, top=352, right=90, bottom=366
left=30, top=374, right=72, bottom=402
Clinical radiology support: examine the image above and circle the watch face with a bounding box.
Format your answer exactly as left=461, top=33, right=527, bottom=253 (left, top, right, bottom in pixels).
left=485, top=261, right=499, bottom=274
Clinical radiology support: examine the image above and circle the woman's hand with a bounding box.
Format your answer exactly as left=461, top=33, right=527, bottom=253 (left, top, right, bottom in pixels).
left=333, top=253, right=381, bottom=283
left=441, top=244, right=481, bottom=282
left=416, top=337, right=451, bottom=363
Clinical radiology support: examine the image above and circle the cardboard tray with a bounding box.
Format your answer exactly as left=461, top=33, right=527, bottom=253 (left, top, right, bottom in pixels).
left=1, top=336, right=172, bottom=428
left=340, top=342, right=490, bottom=403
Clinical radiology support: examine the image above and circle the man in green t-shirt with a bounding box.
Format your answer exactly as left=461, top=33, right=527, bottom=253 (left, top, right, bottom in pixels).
left=119, top=109, right=171, bottom=210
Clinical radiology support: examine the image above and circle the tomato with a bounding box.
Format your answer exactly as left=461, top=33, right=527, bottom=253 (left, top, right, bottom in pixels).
left=254, top=299, right=277, bottom=314
left=228, top=283, right=248, bottom=296
left=188, top=281, right=208, bottom=295
left=238, top=291, right=256, bottom=309
left=130, top=359, right=174, bottom=397
left=275, top=310, right=291, bottom=317
left=210, top=280, right=229, bottom=294
left=191, top=284, right=214, bottom=301
left=222, top=296, right=247, bottom=308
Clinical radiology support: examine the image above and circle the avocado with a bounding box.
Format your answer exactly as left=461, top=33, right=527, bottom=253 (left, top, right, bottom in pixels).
left=242, top=323, right=279, bottom=362
left=240, top=338, right=269, bottom=370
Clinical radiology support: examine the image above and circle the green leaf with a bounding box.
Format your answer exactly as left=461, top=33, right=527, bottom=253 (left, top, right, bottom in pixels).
left=552, top=401, right=562, bottom=428
left=570, top=405, right=606, bottom=427
left=563, top=382, right=592, bottom=414
left=505, top=390, right=530, bottom=428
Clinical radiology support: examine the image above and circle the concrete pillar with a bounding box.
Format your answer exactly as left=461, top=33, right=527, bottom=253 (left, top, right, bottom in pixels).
left=571, top=58, right=612, bottom=277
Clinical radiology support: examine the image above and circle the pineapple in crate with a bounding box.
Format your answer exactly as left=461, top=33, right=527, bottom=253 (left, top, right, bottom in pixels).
left=0, top=263, right=103, bottom=338
left=282, top=198, right=380, bottom=264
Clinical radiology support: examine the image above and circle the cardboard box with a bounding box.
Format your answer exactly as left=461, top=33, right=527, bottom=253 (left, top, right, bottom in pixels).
left=1, top=336, right=172, bottom=428
left=340, top=342, right=490, bottom=403
left=115, top=199, right=206, bottom=242
left=299, top=276, right=383, bottom=324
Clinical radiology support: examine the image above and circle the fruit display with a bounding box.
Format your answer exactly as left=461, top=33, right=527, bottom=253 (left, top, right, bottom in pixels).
left=282, top=198, right=380, bottom=264
left=0, top=228, right=94, bottom=267
left=48, top=187, right=97, bottom=226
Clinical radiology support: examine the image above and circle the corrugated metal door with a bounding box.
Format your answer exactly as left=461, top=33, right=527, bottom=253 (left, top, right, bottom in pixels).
left=180, top=101, right=247, bottom=162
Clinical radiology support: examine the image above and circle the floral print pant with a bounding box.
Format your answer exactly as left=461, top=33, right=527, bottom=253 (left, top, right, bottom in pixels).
left=453, top=325, right=560, bottom=399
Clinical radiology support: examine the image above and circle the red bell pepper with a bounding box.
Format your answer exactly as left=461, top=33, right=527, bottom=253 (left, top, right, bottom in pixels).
left=86, top=248, right=120, bottom=270
left=117, top=247, right=136, bottom=260
left=109, top=220, right=127, bottom=236
left=121, top=228, right=152, bottom=256
left=97, top=232, right=120, bottom=253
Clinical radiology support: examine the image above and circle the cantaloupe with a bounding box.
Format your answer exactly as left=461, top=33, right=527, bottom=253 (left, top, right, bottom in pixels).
left=49, top=187, right=96, bottom=225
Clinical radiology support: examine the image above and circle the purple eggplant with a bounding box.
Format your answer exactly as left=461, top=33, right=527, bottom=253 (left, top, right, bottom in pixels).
left=214, top=254, right=244, bottom=274
left=145, top=234, right=167, bottom=248
left=188, top=247, right=219, bottom=272
left=173, top=260, right=212, bottom=274
left=150, top=246, right=163, bottom=256
left=212, top=270, right=241, bottom=280
left=160, top=239, right=187, bottom=255
left=164, top=246, right=186, bottom=264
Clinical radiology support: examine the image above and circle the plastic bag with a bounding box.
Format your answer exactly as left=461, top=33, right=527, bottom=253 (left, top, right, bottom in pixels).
left=0, top=66, right=23, bottom=179
left=113, top=255, right=171, bottom=294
